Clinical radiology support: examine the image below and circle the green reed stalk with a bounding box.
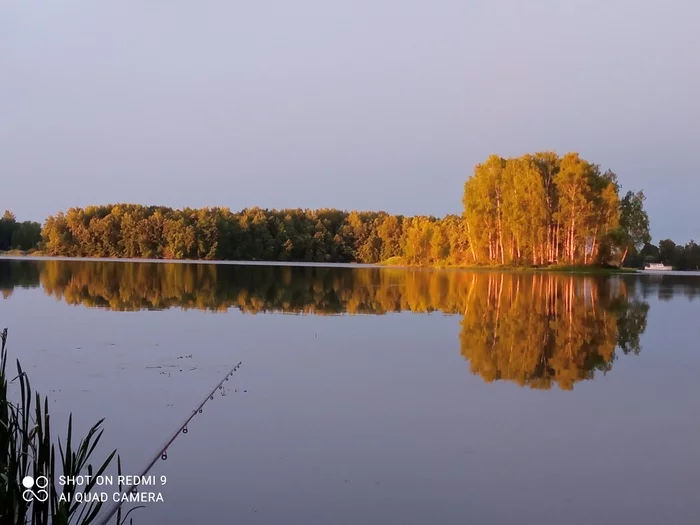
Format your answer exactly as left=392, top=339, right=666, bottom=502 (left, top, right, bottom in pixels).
left=0, top=328, right=131, bottom=525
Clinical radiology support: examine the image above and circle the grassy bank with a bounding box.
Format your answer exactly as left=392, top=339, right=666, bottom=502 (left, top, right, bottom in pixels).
left=534, top=264, right=639, bottom=275
left=0, top=249, right=44, bottom=257
left=379, top=257, right=639, bottom=274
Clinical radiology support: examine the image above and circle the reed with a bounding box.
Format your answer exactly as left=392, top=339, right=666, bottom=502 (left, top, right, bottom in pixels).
left=0, top=328, right=128, bottom=524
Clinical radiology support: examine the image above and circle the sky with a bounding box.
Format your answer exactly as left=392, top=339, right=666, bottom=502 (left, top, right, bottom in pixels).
left=1, top=0, right=698, bottom=242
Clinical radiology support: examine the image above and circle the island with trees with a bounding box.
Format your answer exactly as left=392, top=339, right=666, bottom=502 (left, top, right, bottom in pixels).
left=1, top=151, right=698, bottom=270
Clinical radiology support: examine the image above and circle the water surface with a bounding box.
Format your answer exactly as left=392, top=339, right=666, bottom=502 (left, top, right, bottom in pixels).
left=1, top=259, right=699, bottom=524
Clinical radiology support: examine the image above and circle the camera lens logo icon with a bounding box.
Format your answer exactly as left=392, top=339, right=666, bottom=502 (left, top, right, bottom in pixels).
left=22, top=476, right=49, bottom=503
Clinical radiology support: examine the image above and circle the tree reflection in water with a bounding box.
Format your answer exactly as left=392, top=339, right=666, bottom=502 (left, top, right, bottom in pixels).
left=2, top=259, right=692, bottom=390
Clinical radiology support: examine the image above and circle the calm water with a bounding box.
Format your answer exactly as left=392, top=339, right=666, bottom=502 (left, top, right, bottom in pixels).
left=1, top=258, right=699, bottom=524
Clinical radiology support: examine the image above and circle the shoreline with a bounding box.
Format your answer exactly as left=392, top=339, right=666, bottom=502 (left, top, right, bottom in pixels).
left=4, top=254, right=700, bottom=277
left=0, top=252, right=639, bottom=274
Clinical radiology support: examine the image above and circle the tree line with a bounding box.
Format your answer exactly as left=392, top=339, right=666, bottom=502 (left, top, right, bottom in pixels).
left=0, top=211, right=42, bottom=252
left=629, top=239, right=700, bottom=271
left=38, top=205, right=473, bottom=265
left=1, top=151, right=661, bottom=267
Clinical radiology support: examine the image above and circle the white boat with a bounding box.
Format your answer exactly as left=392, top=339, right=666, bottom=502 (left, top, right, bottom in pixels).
left=644, top=262, right=673, bottom=271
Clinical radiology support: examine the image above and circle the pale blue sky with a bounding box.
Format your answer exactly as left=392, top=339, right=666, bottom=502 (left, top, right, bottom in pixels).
left=1, top=0, right=698, bottom=242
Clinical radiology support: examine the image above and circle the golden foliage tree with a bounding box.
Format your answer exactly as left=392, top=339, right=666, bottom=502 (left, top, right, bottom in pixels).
left=463, top=152, right=625, bottom=265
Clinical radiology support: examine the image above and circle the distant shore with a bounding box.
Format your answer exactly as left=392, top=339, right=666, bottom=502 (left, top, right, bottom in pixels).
left=5, top=252, right=700, bottom=276
left=0, top=252, right=383, bottom=269
left=0, top=251, right=642, bottom=274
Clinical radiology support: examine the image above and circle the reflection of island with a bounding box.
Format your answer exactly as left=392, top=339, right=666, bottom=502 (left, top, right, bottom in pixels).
left=459, top=274, right=649, bottom=390
left=3, top=260, right=477, bottom=314
left=2, top=259, right=695, bottom=390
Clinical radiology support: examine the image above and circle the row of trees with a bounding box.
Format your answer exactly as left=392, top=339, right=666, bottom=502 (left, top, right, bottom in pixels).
left=630, top=240, right=700, bottom=271
left=39, top=204, right=475, bottom=265
left=6, top=151, right=654, bottom=267
left=462, top=152, right=650, bottom=266
left=0, top=211, right=42, bottom=252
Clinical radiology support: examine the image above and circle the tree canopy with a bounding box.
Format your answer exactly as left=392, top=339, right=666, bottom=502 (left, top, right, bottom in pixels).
left=0, top=211, right=41, bottom=252
left=39, top=205, right=474, bottom=265
left=8, top=151, right=657, bottom=268
left=461, top=152, right=644, bottom=266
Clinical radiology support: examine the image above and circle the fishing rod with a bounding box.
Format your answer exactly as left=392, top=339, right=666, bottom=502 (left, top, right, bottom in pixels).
left=95, top=361, right=243, bottom=525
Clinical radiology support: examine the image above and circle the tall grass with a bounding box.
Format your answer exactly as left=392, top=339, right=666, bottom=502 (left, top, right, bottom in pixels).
left=0, top=328, right=127, bottom=524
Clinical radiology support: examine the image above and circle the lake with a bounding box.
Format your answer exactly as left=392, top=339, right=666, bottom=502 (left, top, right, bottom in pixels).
left=1, top=258, right=699, bottom=525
